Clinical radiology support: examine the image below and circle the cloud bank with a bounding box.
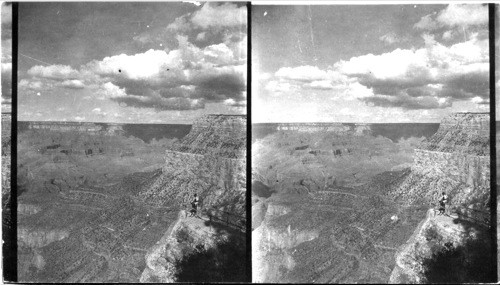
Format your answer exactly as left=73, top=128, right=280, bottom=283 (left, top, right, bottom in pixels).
left=20, top=2, right=247, bottom=111
left=259, top=4, right=488, bottom=111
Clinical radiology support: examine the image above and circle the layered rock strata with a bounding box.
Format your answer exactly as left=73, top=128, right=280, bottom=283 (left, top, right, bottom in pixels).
left=391, top=113, right=490, bottom=212
left=23, top=121, right=125, bottom=135
left=276, top=123, right=372, bottom=136
left=137, top=115, right=246, bottom=216
left=390, top=113, right=491, bottom=283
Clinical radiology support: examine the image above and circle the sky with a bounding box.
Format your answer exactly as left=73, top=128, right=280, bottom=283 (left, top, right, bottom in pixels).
left=1, top=3, right=12, bottom=113
left=17, top=2, right=247, bottom=124
left=253, top=4, right=489, bottom=123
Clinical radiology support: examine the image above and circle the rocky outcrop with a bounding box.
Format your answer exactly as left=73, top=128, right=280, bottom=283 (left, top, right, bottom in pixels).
left=140, top=210, right=232, bottom=283
left=389, top=210, right=483, bottom=283
left=137, top=114, right=246, bottom=216
left=389, top=113, right=491, bottom=283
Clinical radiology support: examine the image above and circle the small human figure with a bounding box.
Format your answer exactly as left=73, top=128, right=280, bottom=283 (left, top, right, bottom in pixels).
left=438, top=192, right=448, bottom=215
left=190, top=193, right=199, bottom=217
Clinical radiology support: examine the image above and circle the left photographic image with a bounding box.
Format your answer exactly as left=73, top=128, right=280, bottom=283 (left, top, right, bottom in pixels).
left=16, top=2, right=248, bottom=283
left=2, top=1, right=13, bottom=282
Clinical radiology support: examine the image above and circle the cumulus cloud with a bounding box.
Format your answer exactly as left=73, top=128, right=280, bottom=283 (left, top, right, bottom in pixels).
left=334, top=34, right=488, bottom=109
left=61, top=79, right=85, bottom=89
left=379, top=32, right=407, bottom=45
left=1, top=61, right=11, bottom=74
left=265, top=80, right=294, bottom=94
left=191, top=2, right=247, bottom=29
left=19, top=79, right=49, bottom=91
left=163, top=2, right=246, bottom=49
left=260, top=14, right=488, bottom=111
left=28, top=65, right=80, bottom=80
left=1, top=3, right=12, bottom=26
left=82, top=36, right=245, bottom=110
left=97, top=82, right=127, bottom=99
left=471, top=96, right=489, bottom=105
left=19, top=2, right=247, bottom=113
left=442, top=30, right=455, bottom=41
left=304, top=80, right=334, bottom=90
left=1, top=4, right=12, bottom=102
left=22, top=23, right=246, bottom=111
left=415, top=4, right=487, bottom=30
left=362, top=94, right=452, bottom=110
left=275, top=65, right=328, bottom=82
left=224, top=98, right=246, bottom=107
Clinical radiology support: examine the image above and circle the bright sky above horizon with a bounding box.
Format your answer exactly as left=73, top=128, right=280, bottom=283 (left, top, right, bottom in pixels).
left=16, top=2, right=247, bottom=124
left=1, top=3, right=12, bottom=113
left=253, top=4, right=490, bottom=123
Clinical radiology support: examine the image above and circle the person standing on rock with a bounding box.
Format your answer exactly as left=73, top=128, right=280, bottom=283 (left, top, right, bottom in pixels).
left=438, top=192, right=448, bottom=216
left=190, top=193, right=199, bottom=217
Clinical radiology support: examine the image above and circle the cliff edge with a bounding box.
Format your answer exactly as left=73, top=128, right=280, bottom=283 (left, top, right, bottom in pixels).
left=389, top=210, right=487, bottom=283
left=389, top=112, right=492, bottom=283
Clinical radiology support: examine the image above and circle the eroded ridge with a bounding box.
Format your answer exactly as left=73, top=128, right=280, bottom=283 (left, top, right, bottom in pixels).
left=389, top=113, right=492, bottom=283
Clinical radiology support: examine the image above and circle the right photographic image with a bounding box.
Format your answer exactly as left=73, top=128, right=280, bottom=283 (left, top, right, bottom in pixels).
left=252, top=4, right=494, bottom=284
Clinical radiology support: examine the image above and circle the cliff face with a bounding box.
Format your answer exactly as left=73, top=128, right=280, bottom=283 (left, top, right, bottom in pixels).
left=2, top=113, right=11, bottom=195
left=171, top=115, right=246, bottom=158
left=276, top=123, right=372, bottom=136
left=21, top=121, right=125, bottom=136
left=140, top=210, right=236, bottom=282
left=137, top=114, right=246, bottom=216
left=391, top=113, right=490, bottom=211
left=418, top=113, right=489, bottom=155
left=390, top=113, right=492, bottom=283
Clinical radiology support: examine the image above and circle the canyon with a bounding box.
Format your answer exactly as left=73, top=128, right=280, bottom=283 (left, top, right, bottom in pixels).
left=2, top=112, right=13, bottom=279
left=252, top=113, right=492, bottom=283
left=16, top=114, right=247, bottom=282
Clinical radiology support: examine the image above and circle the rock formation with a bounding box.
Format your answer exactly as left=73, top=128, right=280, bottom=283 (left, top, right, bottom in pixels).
left=140, top=210, right=242, bottom=282
left=391, top=113, right=490, bottom=215
left=389, top=210, right=490, bottom=283
left=389, top=113, right=492, bottom=283
left=2, top=112, right=11, bottom=197
left=21, top=121, right=125, bottom=136
left=136, top=114, right=247, bottom=282
left=276, top=123, right=372, bottom=136
left=136, top=114, right=247, bottom=217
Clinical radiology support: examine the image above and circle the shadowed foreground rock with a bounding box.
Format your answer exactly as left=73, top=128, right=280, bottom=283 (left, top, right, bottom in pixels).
left=389, top=112, right=493, bottom=284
